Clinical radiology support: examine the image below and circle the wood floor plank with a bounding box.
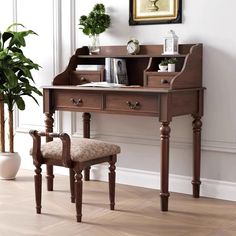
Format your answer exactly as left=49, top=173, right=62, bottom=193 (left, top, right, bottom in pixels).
left=1, top=169, right=236, bottom=236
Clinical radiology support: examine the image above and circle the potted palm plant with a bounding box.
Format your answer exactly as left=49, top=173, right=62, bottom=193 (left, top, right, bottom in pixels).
left=79, top=3, right=111, bottom=54
left=0, top=23, right=42, bottom=179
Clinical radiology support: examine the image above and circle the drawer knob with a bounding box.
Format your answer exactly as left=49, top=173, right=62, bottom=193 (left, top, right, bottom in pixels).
left=126, top=101, right=140, bottom=110
left=70, top=98, right=83, bottom=106
left=161, top=79, right=169, bottom=84
left=80, top=77, right=87, bottom=82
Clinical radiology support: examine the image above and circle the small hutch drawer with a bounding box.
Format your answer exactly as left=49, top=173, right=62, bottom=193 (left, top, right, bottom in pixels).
left=144, top=73, right=176, bottom=88
left=54, top=90, right=102, bottom=111
left=105, top=94, right=159, bottom=115
left=70, top=70, right=103, bottom=85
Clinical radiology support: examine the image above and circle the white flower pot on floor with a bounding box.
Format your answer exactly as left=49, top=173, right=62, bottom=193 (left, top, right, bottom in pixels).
left=0, top=152, right=21, bottom=180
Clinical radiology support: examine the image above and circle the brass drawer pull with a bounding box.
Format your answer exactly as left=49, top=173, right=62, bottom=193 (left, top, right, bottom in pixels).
left=70, top=98, right=83, bottom=106
left=161, top=79, right=170, bottom=84
left=126, top=101, right=140, bottom=110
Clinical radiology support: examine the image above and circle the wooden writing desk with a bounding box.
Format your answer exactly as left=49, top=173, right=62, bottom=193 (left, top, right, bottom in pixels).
left=43, top=44, right=204, bottom=211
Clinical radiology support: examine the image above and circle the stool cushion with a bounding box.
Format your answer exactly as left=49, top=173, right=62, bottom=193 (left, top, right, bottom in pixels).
left=40, top=138, right=120, bottom=162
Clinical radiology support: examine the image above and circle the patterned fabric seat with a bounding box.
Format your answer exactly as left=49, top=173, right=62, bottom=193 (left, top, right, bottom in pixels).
left=41, top=138, right=120, bottom=161
left=29, top=130, right=120, bottom=222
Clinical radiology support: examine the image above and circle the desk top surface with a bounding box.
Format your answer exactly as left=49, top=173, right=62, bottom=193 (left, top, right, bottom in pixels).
left=42, top=85, right=204, bottom=94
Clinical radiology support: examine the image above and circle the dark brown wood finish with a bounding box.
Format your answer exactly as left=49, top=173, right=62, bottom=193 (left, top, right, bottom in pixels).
left=192, top=89, right=204, bottom=197
left=44, top=113, right=54, bottom=191
left=34, top=165, right=42, bottom=214
left=69, top=168, right=75, bottom=203
left=83, top=112, right=91, bottom=181
left=43, top=44, right=204, bottom=212
left=192, top=115, right=202, bottom=198
left=109, top=155, right=117, bottom=210
left=144, top=72, right=178, bottom=88
left=160, top=122, right=171, bottom=211
left=30, top=130, right=118, bottom=222
left=70, top=69, right=104, bottom=85
left=75, top=170, right=83, bottom=222
left=54, top=90, right=102, bottom=112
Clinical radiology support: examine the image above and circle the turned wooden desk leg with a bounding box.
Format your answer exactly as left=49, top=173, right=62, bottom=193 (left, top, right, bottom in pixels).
left=192, top=115, right=202, bottom=198
left=45, top=112, right=54, bottom=191
left=160, top=122, right=171, bottom=211
left=83, top=112, right=91, bottom=181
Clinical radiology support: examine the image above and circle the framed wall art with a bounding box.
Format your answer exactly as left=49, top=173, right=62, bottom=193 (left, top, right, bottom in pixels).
left=129, top=0, right=182, bottom=25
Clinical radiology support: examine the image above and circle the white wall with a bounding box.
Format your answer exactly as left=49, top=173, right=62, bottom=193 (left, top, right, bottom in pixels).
left=75, top=0, right=236, bottom=199
left=2, top=0, right=236, bottom=200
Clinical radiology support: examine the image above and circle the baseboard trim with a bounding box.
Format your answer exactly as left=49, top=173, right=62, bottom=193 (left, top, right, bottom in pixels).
left=22, top=164, right=236, bottom=202
left=89, top=165, right=236, bottom=202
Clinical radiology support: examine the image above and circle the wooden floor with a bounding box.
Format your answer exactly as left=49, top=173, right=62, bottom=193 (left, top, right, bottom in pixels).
left=1, top=170, right=236, bottom=236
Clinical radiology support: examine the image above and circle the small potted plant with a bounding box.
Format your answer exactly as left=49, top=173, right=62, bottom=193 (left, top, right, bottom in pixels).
left=0, top=23, right=42, bottom=179
left=79, top=3, right=111, bottom=54
left=167, top=57, right=177, bottom=72
left=159, top=58, right=168, bottom=72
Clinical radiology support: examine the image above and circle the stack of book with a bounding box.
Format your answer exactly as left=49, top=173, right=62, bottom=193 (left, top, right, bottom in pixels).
left=76, top=65, right=104, bottom=71
left=105, top=58, right=128, bottom=85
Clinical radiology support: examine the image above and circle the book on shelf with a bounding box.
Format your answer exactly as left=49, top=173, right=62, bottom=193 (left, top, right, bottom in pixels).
left=76, top=64, right=104, bottom=71
left=105, top=58, right=114, bottom=83
left=105, top=58, right=128, bottom=85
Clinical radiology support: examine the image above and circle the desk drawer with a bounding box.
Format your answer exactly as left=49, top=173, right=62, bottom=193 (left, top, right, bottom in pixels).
left=145, top=74, right=173, bottom=88
left=70, top=71, right=103, bottom=85
left=54, top=91, right=102, bottom=111
left=105, top=94, right=159, bottom=115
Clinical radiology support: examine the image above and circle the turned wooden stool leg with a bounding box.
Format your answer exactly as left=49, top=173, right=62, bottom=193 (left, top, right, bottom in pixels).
left=109, top=155, right=117, bottom=210
left=74, top=170, right=83, bottom=222
left=69, top=168, right=75, bottom=203
left=84, top=167, right=91, bottom=181
left=34, top=164, right=42, bottom=214
left=160, top=122, right=170, bottom=211
left=46, top=165, right=54, bottom=191
left=192, top=115, right=202, bottom=198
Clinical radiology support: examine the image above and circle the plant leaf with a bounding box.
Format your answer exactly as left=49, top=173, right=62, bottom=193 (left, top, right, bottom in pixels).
left=6, top=23, right=25, bottom=31
left=2, top=32, right=13, bottom=45
left=3, top=69, right=18, bottom=89
left=15, top=96, right=25, bottom=110
left=0, top=23, right=42, bottom=114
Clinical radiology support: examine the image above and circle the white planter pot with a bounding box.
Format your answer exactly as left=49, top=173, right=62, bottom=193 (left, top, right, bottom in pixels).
left=168, top=63, right=175, bottom=72
left=0, top=152, right=21, bottom=180
left=159, top=65, right=168, bottom=72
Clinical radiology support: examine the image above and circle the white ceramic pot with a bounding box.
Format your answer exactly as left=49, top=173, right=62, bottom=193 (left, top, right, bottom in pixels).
left=159, top=64, right=168, bottom=72
left=168, top=63, right=175, bottom=72
left=0, top=152, right=21, bottom=180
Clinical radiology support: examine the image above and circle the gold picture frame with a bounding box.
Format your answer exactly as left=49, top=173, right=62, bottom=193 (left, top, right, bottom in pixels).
left=129, top=0, right=182, bottom=25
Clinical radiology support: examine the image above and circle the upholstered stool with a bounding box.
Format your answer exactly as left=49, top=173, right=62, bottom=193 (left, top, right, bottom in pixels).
left=29, top=130, right=121, bottom=222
